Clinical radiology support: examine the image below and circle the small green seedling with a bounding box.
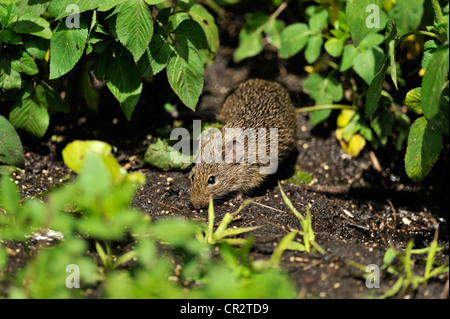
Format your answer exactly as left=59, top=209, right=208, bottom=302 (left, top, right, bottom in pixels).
left=199, top=197, right=260, bottom=245
left=278, top=182, right=326, bottom=255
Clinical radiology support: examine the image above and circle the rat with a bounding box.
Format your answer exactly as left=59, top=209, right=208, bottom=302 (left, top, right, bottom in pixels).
left=189, top=78, right=297, bottom=209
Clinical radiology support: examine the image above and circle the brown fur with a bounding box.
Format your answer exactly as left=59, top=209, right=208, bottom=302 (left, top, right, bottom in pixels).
left=190, top=79, right=297, bottom=209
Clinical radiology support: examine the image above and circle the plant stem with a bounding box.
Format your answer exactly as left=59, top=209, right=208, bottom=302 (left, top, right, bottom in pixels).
left=431, top=0, right=444, bottom=25
left=398, top=30, right=442, bottom=43
left=297, top=104, right=358, bottom=113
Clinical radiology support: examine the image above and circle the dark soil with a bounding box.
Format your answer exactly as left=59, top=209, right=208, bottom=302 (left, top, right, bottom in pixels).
left=5, top=44, right=448, bottom=299
left=3, top=3, right=449, bottom=299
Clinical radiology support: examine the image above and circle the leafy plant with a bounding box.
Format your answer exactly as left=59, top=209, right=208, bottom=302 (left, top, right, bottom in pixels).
left=0, top=139, right=297, bottom=298
left=0, top=0, right=218, bottom=160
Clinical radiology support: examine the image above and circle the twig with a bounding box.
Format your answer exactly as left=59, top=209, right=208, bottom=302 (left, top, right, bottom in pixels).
left=369, top=151, right=382, bottom=173
left=159, top=201, right=182, bottom=212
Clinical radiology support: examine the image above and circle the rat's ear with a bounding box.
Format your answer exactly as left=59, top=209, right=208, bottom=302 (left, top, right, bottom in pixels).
left=224, top=139, right=244, bottom=163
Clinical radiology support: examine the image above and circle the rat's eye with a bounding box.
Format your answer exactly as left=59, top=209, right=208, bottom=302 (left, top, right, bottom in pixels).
left=207, top=176, right=216, bottom=185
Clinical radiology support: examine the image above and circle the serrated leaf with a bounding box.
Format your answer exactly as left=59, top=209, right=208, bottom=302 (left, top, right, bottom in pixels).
left=0, top=58, right=21, bottom=90
left=14, top=14, right=52, bottom=39
left=9, top=94, right=49, bottom=138
left=98, top=0, right=129, bottom=12
left=116, top=0, right=153, bottom=61
left=422, top=44, right=449, bottom=120
left=106, top=53, right=143, bottom=120
left=167, top=45, right=204, bottom=110
left=405, top=87, right=422, bottom=114
left=48, top=0, right=101, bottom=19
left=137, top=31, right=174, bottom=77
left=0, top=115, right=24, bottom=167
left=11, top=50, right=38, bottom=76
left=279, top=23, right=310, bottom=59
left=23, top=36, right=48, bottom=60
left=189, top=3, right=219, bottom=55
left=405, top=116, right=442, bottom=182
left=49, top=18, right=88, bottom=79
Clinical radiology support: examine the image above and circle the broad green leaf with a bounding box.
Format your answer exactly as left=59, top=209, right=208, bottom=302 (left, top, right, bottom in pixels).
left=353, top=46, right=385, bottom=84
left=36, top=81, right=70, bottom=114
left=49, top=18, right=88, bottom=79
left=0, top=3, right=18, bottom=29
left=346, top=0, right=384, bottom=47
left=11, top=50, right=39, bottom=76
left=145, top=0, right=167, bottom=4
left=304, top=35, right=323, bottom=64
left=116, top=0, right=153, bottom=61
left=144, top=138, right=192, bottom=171
left=62, top=140, right=112, bottom=173
left=0, top=115, right=24, bottom=167
left=173, top=19, right=208, bottom=52
left=189, top=3, right=219, bottom=55
left=16, top=0, right=51, bottom=16
left=279, top=23, right=310, bottom=59
left=137, top=31, right=174, bottom=77
left=340, top=44, right=358, bottom=71
left=264, top=19, right=284, bottom=49
left=48, top=0, right=101, bottom=19
left=13, top=14, right=52, bottom=39
left=405, top=116, right=442, bottom=182
left=405, top=87, right=422, bottom=114
left=370, top=104, right=394, bottom=146
left=422, top=44, right=449, bottom=120
left=9, top=94, right=49, bottom=138
left=324, top=37, right=344, bottom=57
left=167, top=45, right=204, bottom=110
left=233, top=27, right=263, bottom=63
left=106, top=53, right=143, bottom=120
left=23, top=36, right=48, bottom=60
left=0, top=58, right=21, bottom=90
left=421, top=40, right=438, bottom=71
left=365, top=20, right=397, bottom=119
left=309, top=9, right=329, bottom=32
left=358, top=32, right=384, bottom=50
left=98, top=0, right=129, bottom=12
left=388, top=0, right=424, bottom=36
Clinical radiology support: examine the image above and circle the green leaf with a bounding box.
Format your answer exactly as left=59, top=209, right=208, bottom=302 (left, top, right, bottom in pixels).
left=421, top=40, right=439, bottom=71
left=189, top=3, right=219, bottom=55
left=264, top=19, right=284, bottom=49
left=0, top=58, right=21, bottom=90
left=358, top=32, right=384, bottom=50
left=233, top=27, right=263, bottom=63
left=0, top=115, right=24, bottom=167
left=36, top=82, right=70, bottom=114
left=405, top=116, right=442, bottom=182
left=106, top=52, right=143, bottom=120
left=405, top=87, right=422, bottom=114
left=304, top=35, right=323, bottom=64
left=137, top=31, right=174, bottom=77
left=9, top=93, right=49, bottom=138
left=421, top=44, right=449, bottom=120
left=116, top=0, right=153, bottom=61
left=11, top=50, right=39, bottom=76
left=167, top=45, right=204, bottom=110
left=14, top=14, right=52, bottom=39
left=340, top=44, right=358, bottom=71
left=388, top=0, right=424, bottom=36
left=309, top=9, right=329, bottom=32
left=346, top=0, right=384, bottom=47
left=173, top=19, right=208, bottom=52
left=353, top=46, right=385, bottom=85
left=98, top=0, right=129, bottom=12
left=48, top=0, right=101, bottom=19
left=23, top=36, right=48, bottom=60
left=324, top=37, right=344, bottom=57
left=49, top=18, right=89, bottom=79
left=144, top=138, right=192, bottom=171
left=365, top=20, right=397, bottom=119
left=62, top=140, right=112, bottom=173
left=279, top=23, right=310, bottom=59
left=15, top=0, right=51, bottom=17
left=370, top=103, right=394, bottom=146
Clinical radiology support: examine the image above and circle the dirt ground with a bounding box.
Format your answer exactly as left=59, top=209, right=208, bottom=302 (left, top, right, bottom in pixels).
left=6, top=43, right=448, bottom=299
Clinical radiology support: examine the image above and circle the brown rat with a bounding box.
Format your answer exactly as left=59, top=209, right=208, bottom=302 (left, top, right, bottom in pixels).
left=189, top=78, right=297, bottom=209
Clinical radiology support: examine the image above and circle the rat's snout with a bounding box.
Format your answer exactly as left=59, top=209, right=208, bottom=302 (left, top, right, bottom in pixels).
left=190, top=194, right=209, bottom=210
